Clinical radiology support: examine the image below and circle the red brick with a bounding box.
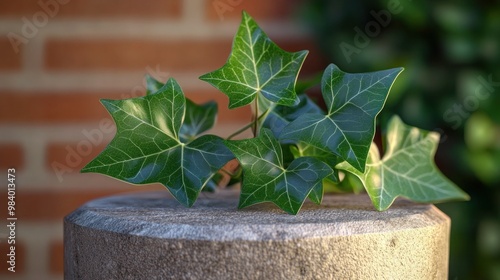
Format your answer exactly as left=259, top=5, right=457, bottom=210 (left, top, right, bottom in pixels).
left=44, top=95, right=249, bottom=169
left=0, top=92, right=117, bottom=124
left=49, top=241, right=63, bottom=275
left=0, top=39, right=22, bottom=70
left=0, top=0, right=181, bottom=19
left=0, top=91, right=250, bottom=124
left=0, top=190, right=155, bottom=221
left=277, top=40, right=329, bottom=74
left=44, top=39, right=233, bottom=72
left=46, top=142, right=108, bottom=171
left=0, top=242, right=25, bottom=274
left=206, top=0, right=302, bottom=21
left=0, top=144, right=24, bottom=170
left=44, top=38, right=327, bottom=74
left=185, top=91, right=252, bottom=124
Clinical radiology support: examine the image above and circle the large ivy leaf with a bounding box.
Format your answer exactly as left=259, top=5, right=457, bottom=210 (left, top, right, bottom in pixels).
left=337, top=116, right=470, bottom=211
left=280, top=64, right=403, bottom=173
left=199, top=11, right=308, bottom=109
left=81, top=78, right=233, bottom=207
left=224, top=129, right=332, bottom=214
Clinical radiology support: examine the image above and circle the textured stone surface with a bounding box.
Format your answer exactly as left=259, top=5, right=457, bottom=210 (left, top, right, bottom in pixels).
left=64, top=191, right=450, bottom=280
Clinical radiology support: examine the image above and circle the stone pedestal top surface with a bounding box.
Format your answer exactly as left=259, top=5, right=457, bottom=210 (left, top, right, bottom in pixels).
left=67, top=190, right=447, bottom=239
left=64, top=190, right=450, bottom=280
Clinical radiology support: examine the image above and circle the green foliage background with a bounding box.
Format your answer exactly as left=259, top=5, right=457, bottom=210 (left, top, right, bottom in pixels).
left=298, top=0, right=500, bottom=279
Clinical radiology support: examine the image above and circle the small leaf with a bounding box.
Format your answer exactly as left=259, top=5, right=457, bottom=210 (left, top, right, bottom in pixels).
left=337, top=116, right=470, bottom=211
left=199, top=11, right=308, bottom=109
left=145, top=74, right=165, bottom=95
left=263, top=94, right=324, bottom=138
left=290, top=142, right=340, bottom=181
left=81, top=78, right=233, bottom=207
left=264, top=94, right=339, bottom=201
left=322, top=173, right=364, bottom=194
left=290, top=142, right=340, bottom=204
left=225, top=129, right=332, bottom=214
left=295, top=73, right=322, bottom=94
left=280, top=64, right=403, bottom=173
left=179, top=99, right=217, bottom=142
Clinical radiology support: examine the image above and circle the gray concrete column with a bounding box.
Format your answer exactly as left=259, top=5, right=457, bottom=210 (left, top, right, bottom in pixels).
left=64, top=191, right=450, bottom=280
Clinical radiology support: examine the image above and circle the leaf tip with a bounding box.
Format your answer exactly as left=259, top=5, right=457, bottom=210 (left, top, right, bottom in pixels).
left=373, top=201, right=391, bottom=212
left=145, top=73, right=159, bottom=83
left=164, top=77, right=179, bottom=87
left=198, top=72, right=210, bottom=82
left=325, top=63, right=341, bottom=72
left=99, top=98, right=113, bottom=106
left=296, top=49, right=309, bottom=59
left=237, top=197, right=250, bottom=210
left=456, top=189, right=471, bottom=201
left=80, top=161, right=97, bottom=174
left=286, top=208, right=300, bottom=215
left=462, top=193, right=471, bottom=201
left=80, top=167, right=90, bottom=174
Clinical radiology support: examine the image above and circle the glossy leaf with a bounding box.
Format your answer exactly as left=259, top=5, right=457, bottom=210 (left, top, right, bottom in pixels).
left=263, top=94, right=324, bottom=138
left=322, top=172, right=365, bottom=194
left=179, top=99, right=218, bottom=142
left=145, top=74, right=164, bottom=95
left=290, top=142, right=340, bottom=180
left=80, top=11, right=470, bottom=216
left=337, top=116, right=470, bottom=211
left=144, top=75, right=223, bottom=191
left=145, top=75, right=219, bottom=142
left=280, top=64, right=403, bottom=172
left=289, top=142, right=340, bottom=204
left=81, top=78, right=233, bottom=207
left=264, top=94, right=339, bottom=202
left=199, top=11, right=308, bottom=109
left=224, top=129, right=332, bottom=214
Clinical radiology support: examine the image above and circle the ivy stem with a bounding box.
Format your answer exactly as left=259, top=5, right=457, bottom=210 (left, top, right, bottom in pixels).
left=252, top=95, right=259, bottom=137
left=226, top=108, right=269, bottom=140
left=219, top=168, right=235, bottom=177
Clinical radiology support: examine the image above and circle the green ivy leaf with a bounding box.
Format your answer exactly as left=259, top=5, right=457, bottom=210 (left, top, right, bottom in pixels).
left=322, top=172, right=365, bottom=194
left=81, top=78, right=233, bottom=207
left=145, top=74, right=164, bottom=95
left=280, top=64, right=403, bottom=173
left=263, top=94, right=324, bottom=138
left=143, top=75, right=218, bottom=142
left=144, top=75, right=222, bottom=190
left=199, top=11, right=308, bottom=109
left=289, top=142, right=340, bottom=204
left=337, top=115, right=470, bottom=211
left=290, top=142, right=340, bottom=180
left=179, top=99, right=218, bottom=142
left=224, top=129, right=332, bottom=214
left=263, top=95, right=339, bottom=202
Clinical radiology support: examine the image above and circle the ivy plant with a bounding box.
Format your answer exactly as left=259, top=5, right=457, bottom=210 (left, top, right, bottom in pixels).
left=81, top=11, right=469, bottom=214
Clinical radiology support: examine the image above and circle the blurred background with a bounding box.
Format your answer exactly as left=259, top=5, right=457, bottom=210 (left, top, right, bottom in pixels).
left=0, top=0, right=498, bottom=279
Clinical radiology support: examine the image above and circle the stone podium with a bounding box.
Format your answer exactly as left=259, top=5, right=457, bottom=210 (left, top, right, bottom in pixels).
left=64, top=191, right=450, bottom=279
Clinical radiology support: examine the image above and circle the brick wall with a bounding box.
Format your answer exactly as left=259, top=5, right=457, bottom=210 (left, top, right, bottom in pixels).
left=0, top=1, right=326, bottom=279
